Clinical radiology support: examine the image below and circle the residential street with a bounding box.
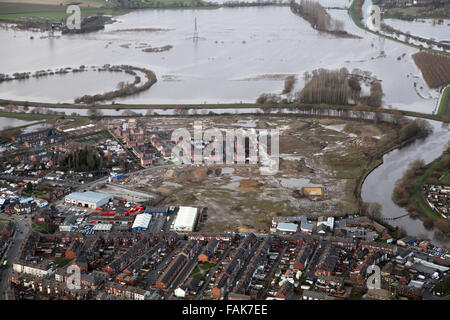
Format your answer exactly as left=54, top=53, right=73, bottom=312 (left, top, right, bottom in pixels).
left=0, top=216, right=32, bottom=299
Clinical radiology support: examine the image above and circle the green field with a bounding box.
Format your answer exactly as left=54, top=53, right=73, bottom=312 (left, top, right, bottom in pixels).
left=53, top=257, right=73, bottom=267
left=410, top=154, right=450, bottom=221
left=437, top=86, right=450, bottom=118
left=383, top=5, right=450, bottom=20
left=0, top=2, right=128, bottom=26
left=0, top=110, right=57, bottom=121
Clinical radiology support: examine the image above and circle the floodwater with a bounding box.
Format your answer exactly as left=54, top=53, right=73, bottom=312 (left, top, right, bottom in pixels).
left=384, top=18, right=450, bottom=43
left=0, top=4, right=441, bottom=113
left=0, top=71, right=135, bottom=103
left=0, top=117, right=37, bottom=130
left=362, top=119, right=450, bottom=246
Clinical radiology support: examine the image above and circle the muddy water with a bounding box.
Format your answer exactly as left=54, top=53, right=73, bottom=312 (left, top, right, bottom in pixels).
left=0, top=117, right=37, bottom=130
left=0, top=5, right=440, bottom=112
left=361, top=119, right=450, bottom=246
left=384, top=18, right=450, bottom=43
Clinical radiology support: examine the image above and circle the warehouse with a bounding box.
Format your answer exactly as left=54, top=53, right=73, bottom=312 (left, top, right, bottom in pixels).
left=93, top=224, right=113, bottom=232
left=64, top=191, right=113, bottom=209
left=173, top=206, right=199, bottom=233
left=276, top=222, right=298, bottom=234
left=144, top=206, right=168, bottom=215
left=132, top=213, right=152, bottom=231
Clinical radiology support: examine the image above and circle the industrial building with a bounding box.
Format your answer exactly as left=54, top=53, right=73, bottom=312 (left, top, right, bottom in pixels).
left=132, top=213, right=152, bottom=231
left=64, top=191, right=113, bottom=209
left=173, top=206, right=199, bottom=233
left=144, top=206, right=168, bottom=215
left=93, top=224, right=113, bottom=232
left=276, top=222, right=298, bottom=234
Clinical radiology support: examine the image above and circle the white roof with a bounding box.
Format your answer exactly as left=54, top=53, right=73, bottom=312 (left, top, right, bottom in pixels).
left=277, top=222, right=298, bottom=233
left=173, top=206, right=198, bottom=230
left=93, top=224, right=112, bottom=231
left=132, top=213, right=152, bottom=229
left=65, top=191, right=112, bottom=204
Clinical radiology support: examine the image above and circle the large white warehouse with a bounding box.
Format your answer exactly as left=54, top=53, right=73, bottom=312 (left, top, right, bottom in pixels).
left=173, top=206, right=199, bottom=233
left=64, top=191, right=113, bottom=209
left=132, top=213, right=152, bottom=231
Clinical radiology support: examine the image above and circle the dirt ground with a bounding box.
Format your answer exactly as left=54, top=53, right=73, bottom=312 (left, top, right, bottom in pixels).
left=113, top=115, right=398, bottom=233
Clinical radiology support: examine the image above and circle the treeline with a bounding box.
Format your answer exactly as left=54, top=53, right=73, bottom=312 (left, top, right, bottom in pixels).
left=142, top=45, right=173, bottom=53
left=291, top=0, right=344, bottom=32
left=114, top=0, right=218, bottom=9
left=57, top=146, right=105, bottom=172
left=282, top=75, right=297, bottom=94
left=296, top=68, right=384, bottom=107
left=0, top=66, right=87, bottom=83
left=381, top=23, right=450, bottom=52
left=222, top=1, right=285, bottom=7
left=74, top=65, right=157, bottom=104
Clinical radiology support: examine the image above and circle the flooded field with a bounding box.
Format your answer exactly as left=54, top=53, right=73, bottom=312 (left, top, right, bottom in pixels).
left=0, top=5, right=441, bottom=113
left=384, top=18, right=450, bottom=42
left=0, top=117, right=37, bottom=130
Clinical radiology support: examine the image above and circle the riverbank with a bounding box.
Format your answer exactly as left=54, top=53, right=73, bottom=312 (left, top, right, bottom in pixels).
left=354, top=119, right=435, bottom=209
left=392, top=150, right=450, bottom=238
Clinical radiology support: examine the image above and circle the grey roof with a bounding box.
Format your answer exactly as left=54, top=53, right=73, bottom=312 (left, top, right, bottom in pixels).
left=65, top=191, right=112, bottom=204
left=277, top=222, right=298, bottom=233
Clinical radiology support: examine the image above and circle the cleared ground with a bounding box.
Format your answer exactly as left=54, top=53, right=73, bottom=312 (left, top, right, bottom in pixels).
left=114, top=115, right=398, bottom=233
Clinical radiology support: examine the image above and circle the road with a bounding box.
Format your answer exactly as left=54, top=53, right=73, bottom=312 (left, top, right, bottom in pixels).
left=195, top=246, right=232, bottom=300
left=0, top=215, right=32, bottom=300
left=76, top=164, right=176, bottom=192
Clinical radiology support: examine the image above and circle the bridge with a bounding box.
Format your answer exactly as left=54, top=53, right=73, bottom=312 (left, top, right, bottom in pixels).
left=381, top=212, right=411, bottom=221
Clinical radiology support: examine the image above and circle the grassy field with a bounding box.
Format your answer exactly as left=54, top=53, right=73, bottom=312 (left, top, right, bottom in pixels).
left=0, top=2, right=128, bottom=25
left=410, top=154, right=450, bottom=221
left=53, top=257, right=72, bottom=267
left=0, top=110, right=58, bottom=121
left=383, top=5, right=450, bottom=20
left=437, top=86, right=450, bottom=118
left=190, top=262, right=215, bottom=279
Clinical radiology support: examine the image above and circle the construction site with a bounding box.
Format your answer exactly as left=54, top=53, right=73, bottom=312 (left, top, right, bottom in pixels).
left=97, top=115, right=398, bottom=233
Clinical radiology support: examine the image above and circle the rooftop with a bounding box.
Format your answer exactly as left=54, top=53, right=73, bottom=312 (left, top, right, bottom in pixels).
left=65, top=191, right=112, bottom=203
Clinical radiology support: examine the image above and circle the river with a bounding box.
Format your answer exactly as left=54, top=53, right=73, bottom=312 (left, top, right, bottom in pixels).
left=362, top=119, right=450, bottom=246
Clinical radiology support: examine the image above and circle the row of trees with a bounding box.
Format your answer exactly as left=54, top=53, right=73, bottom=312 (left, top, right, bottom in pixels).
left=74, top=65, right=157, bottom=104
left=296, top=68, right=384, bottom=107
left=291, top=0, right=344, bottom=32
left=57, top=146, right=105, bottom=172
